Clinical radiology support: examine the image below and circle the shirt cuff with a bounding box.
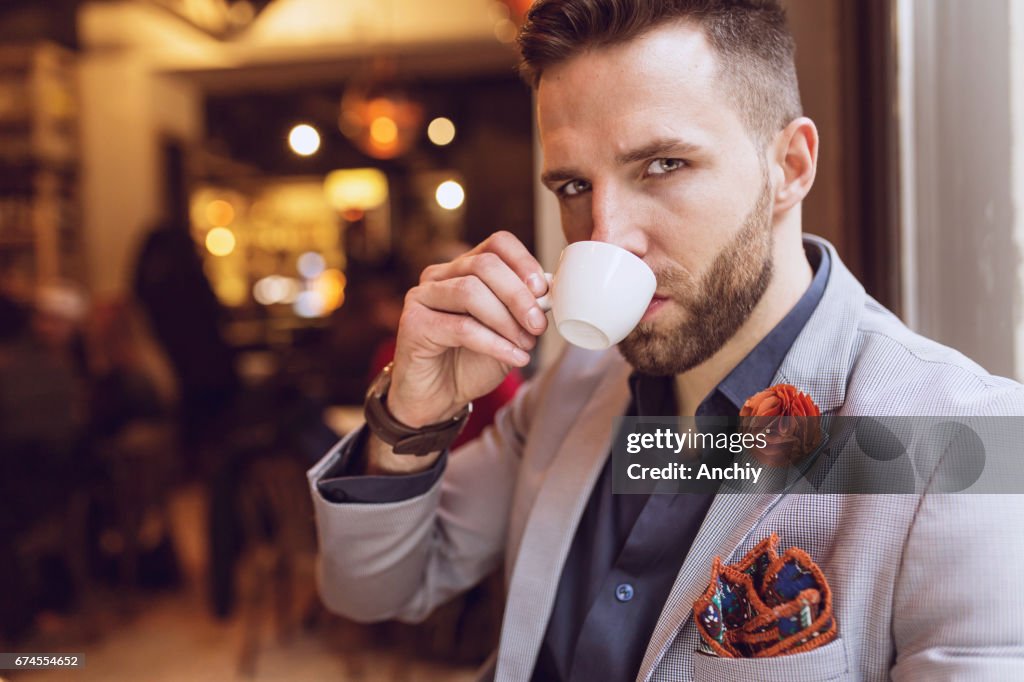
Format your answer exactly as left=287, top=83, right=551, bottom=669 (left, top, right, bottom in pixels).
left=315, top=425, right=448, bottom=504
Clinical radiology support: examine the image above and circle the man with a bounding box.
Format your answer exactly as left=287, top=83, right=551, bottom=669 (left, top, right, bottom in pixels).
left=308, top=1, right=1024, bottom=680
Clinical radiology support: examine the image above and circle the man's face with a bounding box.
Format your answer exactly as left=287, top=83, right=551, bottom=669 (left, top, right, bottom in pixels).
left=537, top=22, right=777, bottom=375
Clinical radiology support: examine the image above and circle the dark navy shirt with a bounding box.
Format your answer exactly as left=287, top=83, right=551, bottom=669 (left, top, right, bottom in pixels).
left=317, top=242, right=830, bottom=681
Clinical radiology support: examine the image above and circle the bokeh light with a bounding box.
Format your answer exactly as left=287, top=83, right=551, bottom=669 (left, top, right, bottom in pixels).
left=253, top=276, right=301, bottom=305
left=312, top=268, right=347, bottom=311
left=205, top=227, right=236, bottom=256
left=288, top=123, right=321, bottom=156
left=215, top=276, right=247, bottom=306
left=427, top=117, right=456, bottom=146
left=435, top=180, right=465, bottom=210
left=297, top=252, right=326, bottom=279
left=369, top=116, right=398, bottom=145
left=323, top=168, right=389, bottom=211
left=293, top=290, right=326, bottom=318
left=205, top=199, right=235, bottom=227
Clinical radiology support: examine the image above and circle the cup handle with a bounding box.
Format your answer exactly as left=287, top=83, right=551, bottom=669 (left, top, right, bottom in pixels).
left=535, top=273, right=555, bottom=312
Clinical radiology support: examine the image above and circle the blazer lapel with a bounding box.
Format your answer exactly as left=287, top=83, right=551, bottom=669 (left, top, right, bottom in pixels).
left=771, top=235, right=865, bottom=415
left=495, top=357, right=632, bottom=682
left=636, top=236, right=866, bottom=680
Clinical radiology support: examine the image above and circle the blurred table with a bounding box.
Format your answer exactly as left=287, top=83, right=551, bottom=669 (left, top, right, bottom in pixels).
left=323, top=405, right=364, bottom=437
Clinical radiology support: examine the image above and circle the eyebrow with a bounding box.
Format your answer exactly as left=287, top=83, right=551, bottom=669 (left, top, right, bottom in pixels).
left=615, top=137, right=703, bottom=165
left=540, top=137, right=703, bottom=189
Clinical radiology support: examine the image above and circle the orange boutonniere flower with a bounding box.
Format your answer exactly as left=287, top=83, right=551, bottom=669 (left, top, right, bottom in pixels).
left=740, top=384, right=821, bottom=466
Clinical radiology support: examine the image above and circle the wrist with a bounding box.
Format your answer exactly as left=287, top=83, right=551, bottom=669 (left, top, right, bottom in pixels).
left=365, top=432, right=442, bottom=475
left=386, top=391, right=463, bottom=428
left=364, top=362, right=472, bottom=456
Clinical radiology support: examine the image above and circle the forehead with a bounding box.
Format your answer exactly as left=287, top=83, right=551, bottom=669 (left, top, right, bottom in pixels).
left=536, top=22, right=747, bottom=157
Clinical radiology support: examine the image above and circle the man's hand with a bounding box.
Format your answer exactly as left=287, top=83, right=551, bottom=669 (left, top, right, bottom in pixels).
left=365, top=232, right=549, bottom=475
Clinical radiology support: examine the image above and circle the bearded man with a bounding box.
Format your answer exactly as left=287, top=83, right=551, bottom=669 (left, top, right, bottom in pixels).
left=307, top=1, right=1024, bottom=680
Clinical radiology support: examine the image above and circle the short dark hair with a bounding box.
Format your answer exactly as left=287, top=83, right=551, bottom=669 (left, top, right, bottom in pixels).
left=517, top=0, right=803, bottom=144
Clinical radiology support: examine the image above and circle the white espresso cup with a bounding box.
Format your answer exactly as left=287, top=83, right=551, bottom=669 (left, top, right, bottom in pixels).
left=536, top=241, right=657, bottom=350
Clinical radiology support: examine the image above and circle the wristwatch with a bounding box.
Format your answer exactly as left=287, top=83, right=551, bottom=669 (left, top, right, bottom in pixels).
left=364, top=361, right=472, bottom=455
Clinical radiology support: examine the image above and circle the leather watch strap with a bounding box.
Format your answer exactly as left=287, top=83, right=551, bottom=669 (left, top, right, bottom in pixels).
left=364, top=362, right=472, bottom=455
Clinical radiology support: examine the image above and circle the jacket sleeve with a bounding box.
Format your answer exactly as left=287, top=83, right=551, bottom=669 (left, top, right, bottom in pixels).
left=314, top=426, right=448, bottom=504
left=891, top=389, right=1024, bottom=679
left=889, top=494, right=1024, bottom=679
left=306, top=372, right=540, bottom=624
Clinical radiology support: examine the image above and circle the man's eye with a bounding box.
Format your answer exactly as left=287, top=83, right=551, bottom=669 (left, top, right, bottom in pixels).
left=559, top=179, right=591, bottom=197
left=646, top=158, right=686, bottom=175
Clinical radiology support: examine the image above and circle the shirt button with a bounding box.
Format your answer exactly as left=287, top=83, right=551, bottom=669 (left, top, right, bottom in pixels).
left=615, top=583, right=634, bottom=602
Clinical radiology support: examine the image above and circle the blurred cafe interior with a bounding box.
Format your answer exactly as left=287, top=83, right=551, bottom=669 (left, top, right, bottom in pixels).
left=0, top=0, right=1022, bottom=680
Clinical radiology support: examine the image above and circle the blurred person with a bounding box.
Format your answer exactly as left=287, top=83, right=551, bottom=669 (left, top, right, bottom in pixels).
left=0, top=291, right=36, bottom=642
left=130, top=224, right=336, bottom=614
left=1, top=281, right=87, bottom=458
left=132, top=221, right=240, bottom=458
left=132, top=220, right=245, bottom=610
left=307, top=2, right=1024, bottom=681
left=0, top=284, right=89, bottom=640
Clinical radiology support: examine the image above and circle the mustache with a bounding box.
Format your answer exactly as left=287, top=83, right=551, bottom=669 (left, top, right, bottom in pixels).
left=653, top=265, right=697, bottom=293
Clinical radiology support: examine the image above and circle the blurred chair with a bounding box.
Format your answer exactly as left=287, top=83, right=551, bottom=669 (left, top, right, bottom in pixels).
left=93, top=420, right=180, bottom=594
left=234, top=455, right=320, bottom=677
left=9, top=470, right=98, bottom=641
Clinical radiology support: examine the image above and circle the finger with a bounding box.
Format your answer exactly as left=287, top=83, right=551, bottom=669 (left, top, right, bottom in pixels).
left=406, top=304, right=531, bottom=367
left=422, top=252, right=547, bottom=334
left=411, top=278, right=537, bottom=351
left=424, top=231, right=547, bottom=297
left=471, top=231, right=548, bottom=296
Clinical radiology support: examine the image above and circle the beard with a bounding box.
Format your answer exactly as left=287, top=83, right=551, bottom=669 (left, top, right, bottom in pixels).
left=617, top=178, right=774, bottom=376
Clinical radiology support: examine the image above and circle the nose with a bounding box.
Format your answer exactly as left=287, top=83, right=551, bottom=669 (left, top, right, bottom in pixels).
left=588, top=183, right=648, bottom=258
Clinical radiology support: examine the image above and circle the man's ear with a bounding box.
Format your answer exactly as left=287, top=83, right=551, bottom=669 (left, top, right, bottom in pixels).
left=769, top=117, right=818, bottom=215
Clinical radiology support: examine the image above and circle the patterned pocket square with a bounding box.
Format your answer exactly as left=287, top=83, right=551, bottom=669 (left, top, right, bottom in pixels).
left=693, top=533, right=838, bottom=658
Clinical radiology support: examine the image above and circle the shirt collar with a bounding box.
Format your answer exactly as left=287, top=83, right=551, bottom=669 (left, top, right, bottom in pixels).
left=629, top=239, right=831, bottom=416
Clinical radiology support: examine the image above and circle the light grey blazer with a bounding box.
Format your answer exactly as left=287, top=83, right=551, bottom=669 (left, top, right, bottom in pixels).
left=308, top=236, right=1024, bottom=681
